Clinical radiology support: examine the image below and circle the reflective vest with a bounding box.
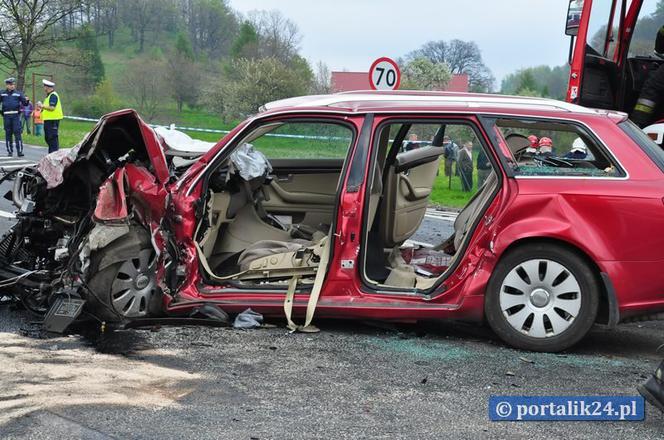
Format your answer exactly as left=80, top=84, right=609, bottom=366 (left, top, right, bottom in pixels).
left=42, top=91, right=63, bottom=121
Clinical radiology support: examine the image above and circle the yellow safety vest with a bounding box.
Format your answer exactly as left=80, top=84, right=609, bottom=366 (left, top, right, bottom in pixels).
left=42, top=91, right=63, bottom=121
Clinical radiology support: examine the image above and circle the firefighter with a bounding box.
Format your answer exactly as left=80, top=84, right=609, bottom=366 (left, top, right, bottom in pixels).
left=538, top=137, right=554, bottom=157
left=41, top=79, right=63, bottom=153
left=564, top=137, right=588, bottom=159
left=0, top=77, right=27, bottom=157
left=524, top=135, right=539, bottom=155
left=631, top=26, right=664, bottom=128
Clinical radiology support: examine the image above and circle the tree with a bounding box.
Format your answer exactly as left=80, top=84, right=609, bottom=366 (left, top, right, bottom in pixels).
left=124, top=0, right=175, bottom=53
left=311, top=61, right=331, bottom=94
left=231, top=21, right=259, bottom=59
left=167, top=32, right=200, bottom=112
left=248, top=10, right=302, bottom=62
left=211, top=57, right=311, bottom=118
left=401, top=57, right=451, bottom=90
left=76, top=24, right=105, bottom=92
left=182, top=0, right=238, bottom=57
left=0, top=0, right=79, bottom=89
left=501, top=65, right=570, bottom=99
left=119, top=58, right=167, bottom=121
left=405, top=40, right=495, bottom=92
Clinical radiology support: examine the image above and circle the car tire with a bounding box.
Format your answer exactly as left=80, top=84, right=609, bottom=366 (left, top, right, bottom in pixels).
left=86, top=226, right=162, bottom=322
left=484, top=242, right=599, bottom=352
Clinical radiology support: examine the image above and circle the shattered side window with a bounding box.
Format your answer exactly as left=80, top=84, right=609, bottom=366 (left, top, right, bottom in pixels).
left=490, top=117, right=623, bottom=178
left=250, top=122, right=354, bottom=159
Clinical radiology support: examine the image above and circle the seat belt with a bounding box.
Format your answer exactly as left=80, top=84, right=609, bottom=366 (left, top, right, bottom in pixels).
left=283, top=237, right=330, bottom=333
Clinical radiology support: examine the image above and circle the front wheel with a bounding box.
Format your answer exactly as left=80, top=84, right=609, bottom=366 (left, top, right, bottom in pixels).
left=485, top=243, right=599, bottom=352
left=86, top=227, right=161, bottom=322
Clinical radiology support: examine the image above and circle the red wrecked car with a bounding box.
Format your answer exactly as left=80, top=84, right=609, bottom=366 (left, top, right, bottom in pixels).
left=2, top=90, right=664, bottom=352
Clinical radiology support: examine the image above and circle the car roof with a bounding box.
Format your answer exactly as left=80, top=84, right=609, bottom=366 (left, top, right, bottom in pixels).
left=260, top=90, right=626, bottom=120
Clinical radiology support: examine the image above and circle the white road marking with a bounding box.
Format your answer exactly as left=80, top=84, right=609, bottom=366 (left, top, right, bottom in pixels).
left=0, top=160, right=34, bottom=165
left=424, top=208, right=458, bottom=221
left=0, top=164, right=34, bottom=170
left=0, top=210, right=16, bottom=219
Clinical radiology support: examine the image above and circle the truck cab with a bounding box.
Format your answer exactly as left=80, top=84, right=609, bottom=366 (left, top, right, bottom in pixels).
left=566, top=0, right=663, bottom=119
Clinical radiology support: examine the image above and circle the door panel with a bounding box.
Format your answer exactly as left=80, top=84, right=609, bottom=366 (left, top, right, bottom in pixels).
left=263, top=159, right=342, bottom=227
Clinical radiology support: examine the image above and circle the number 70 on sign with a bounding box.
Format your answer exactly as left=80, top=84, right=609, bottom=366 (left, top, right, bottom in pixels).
left=369, top=57, right=401, bottom=90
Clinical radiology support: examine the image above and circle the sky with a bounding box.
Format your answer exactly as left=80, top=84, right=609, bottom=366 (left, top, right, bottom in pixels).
left=229, top=0, right=573, bottom=86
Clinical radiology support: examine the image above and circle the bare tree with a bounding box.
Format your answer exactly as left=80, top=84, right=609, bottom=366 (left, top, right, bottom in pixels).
left=405, top=40, right=495, bottom=92
left=311, top=61, right=331, bottom=94
left=96, top=0, right=119, bottom=47
left=182, top=0, right=238, bottom=57
left=119, top=58, right=167, bottom=121
left=0, top=0, right=79, bottom=89
left=248, top=10, right=301, bottom=62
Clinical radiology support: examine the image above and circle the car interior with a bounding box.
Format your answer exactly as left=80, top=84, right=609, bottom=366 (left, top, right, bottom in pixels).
left=362, top=121, right=499, bottom=291
left=193, top=120, right=353, bottom=287
left=492, top=118, right=621, bottom=177
left=191, top=118, right=504, bottom=294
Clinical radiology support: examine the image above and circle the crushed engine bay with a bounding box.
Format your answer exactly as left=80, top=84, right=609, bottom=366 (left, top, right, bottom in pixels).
left=0, top=110, right=187, bottom=332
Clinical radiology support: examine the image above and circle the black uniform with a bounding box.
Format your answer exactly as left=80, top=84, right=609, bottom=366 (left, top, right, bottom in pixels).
left=631, top=64, right=664, bottom=128
left=0, top=87, right=27, bottom=156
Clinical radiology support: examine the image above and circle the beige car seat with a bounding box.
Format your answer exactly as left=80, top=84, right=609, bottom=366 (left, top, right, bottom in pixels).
left=451, top=170, right=498, bottom=250
left=379, top=146, right=444, bottom=248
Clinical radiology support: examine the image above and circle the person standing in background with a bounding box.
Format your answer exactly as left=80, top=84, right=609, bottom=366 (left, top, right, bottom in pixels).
left=33, top=102, right=44, bottom=137
left=21, top=98, right=33, bottom=135
left=458, top=140, right=474, bottom=192
left=41, top=79, right=63, bottom=153
left=1, top=77, right=27, bottom=157
left=442, top=136, right=458, bottom=176
left=476, top=147, right=492, bottom=187
left=404, top=133, right=419, bottom=151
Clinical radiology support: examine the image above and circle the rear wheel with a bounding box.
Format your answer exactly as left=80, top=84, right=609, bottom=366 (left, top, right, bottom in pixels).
left=485, top=243, right=599, bottom=352
left=86, top=227, right=161, bottom=322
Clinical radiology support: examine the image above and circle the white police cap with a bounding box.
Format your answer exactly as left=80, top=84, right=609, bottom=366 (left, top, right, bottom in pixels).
left=42, top=79, right=55, bottom=87
left=4, top=77, right=15, bottom=84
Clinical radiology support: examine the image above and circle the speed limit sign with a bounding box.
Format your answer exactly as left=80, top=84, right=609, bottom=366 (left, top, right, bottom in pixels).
left=369, top=57, right=401, bottom=90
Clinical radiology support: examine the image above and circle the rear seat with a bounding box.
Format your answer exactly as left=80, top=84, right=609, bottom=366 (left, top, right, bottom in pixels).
left=452, top=171, right=498, bottom=250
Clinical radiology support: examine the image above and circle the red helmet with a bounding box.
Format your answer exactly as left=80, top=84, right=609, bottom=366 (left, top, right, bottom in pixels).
left=538, top=137, right=553, bottom=147
left=528, top=135, right=539, bottom=147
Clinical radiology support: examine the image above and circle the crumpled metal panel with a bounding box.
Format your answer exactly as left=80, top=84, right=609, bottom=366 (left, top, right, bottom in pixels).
left=35, top=145, right=81, bottom=189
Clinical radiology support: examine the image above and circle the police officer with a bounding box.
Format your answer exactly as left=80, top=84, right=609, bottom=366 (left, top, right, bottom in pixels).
left=41, top=79, right=63, bottom=153
left=0, top=77, right=27, bottom=157
left=631, top=26, right=664, bottom=128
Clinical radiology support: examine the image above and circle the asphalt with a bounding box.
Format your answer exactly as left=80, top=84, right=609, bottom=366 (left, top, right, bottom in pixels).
left=0, top=146, right=663, bottom=439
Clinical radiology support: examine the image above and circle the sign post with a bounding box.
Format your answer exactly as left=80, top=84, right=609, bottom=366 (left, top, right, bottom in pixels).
left=369, top=57, right=401, bottom=91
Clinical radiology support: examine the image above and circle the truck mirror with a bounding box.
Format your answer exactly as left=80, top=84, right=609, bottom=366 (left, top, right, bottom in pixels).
left=566, top=0, right=583, bottom=36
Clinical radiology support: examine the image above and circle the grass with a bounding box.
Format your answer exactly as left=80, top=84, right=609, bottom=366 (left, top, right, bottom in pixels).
left=431, top=160, right=483, bottom=208
left=0, top=119, right=93, bottom=149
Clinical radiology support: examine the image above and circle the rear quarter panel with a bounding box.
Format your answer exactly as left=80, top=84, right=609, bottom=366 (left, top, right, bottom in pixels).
left=492, top=116, right=664, bottom=319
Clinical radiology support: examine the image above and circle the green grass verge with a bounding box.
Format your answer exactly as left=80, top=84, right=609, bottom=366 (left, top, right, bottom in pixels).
left=430, top=162, right=481, bottom=208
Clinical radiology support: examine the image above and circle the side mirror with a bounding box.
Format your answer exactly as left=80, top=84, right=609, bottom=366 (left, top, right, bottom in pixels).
left=566, top=0, right=584, bottom=36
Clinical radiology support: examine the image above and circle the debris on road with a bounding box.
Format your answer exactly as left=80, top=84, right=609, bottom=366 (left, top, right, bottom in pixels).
left=233, top=308, right=264, bottom=329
